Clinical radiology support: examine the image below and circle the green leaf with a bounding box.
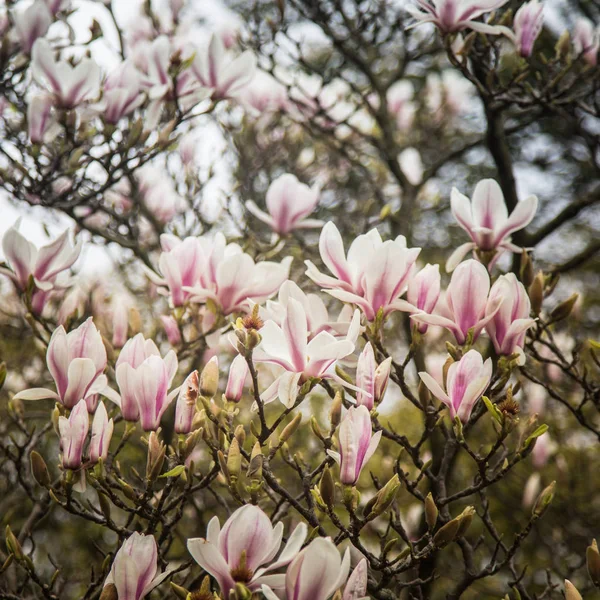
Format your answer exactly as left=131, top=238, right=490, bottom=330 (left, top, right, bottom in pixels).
left=159, top=465, right=186, bottom=479
left=482, top=396, right=503, bottom=425
left=524, top=424, right=549, bottom=449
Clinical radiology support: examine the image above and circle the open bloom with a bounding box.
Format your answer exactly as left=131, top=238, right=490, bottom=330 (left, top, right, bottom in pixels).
left=174, top=370, right=199, bottom=434
left=14, top=0, right=52, bottom=54
left=32, top=39, right=101, bottom=108
left=89, top=401, right=114, bottom=463
left=246, top=174, right=323, bottom=235
left=253, top=298, right=361, bottom=407
left=573, top=18, right=599, bottom=66
left=419, top=349, right=492, bottom=422
left=485, top=273, right=535, bottom=361
left=407, top=0, right=510, bottom=34
left=328, top=405, right=381, bottom=485
left=343, top=558, right=369, bottom=600
left=355, top=343, right=392, bottom=410
left=508, top=0, right=544, bottom=57
left=191, top=32, right=256, bottom=101
left=187, top=504, right=307, bottom=597
left=1, top=220, right=82, bottom=314
left=98, top=60, right=145, bottom=124
left=412, top=260, right=502, bottom=345
left=113, top=333, right=179, bottom=429
left=446, top=179, right=538, bottom=272
left=58, top=398, right=89, bottom=470
left=14, top=318, right=107, bottom=408
left=305, top=222, right=421, bottom=321
left=262, top=537, right=350, bottom=600
left=393, top=263, right=441, bottom=333
left=103, top=533, right=176, bottom=600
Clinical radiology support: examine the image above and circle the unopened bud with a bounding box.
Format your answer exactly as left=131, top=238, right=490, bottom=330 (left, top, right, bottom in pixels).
left=227, top=438, right=242, bottom=480
left=234, top=424, right=246, bottom=446
left=520, top=251, right=534, bottom=287
left=319, top=466, right=335, bottom=509
left=549, top=294, right=578, bottom=323
left=418, top=380, right=431, bottom=409
left=587, top=539, right=600, bottom=587
left=99, top=584, right=119, bottom=600
left=455, top=506, right=475, bottom=538
left=533, top=481, right=555, bottom=517
left=98, top=491, right=111, bottom=521
left=424, top=492, right=438, bottom=529
left=433, top=518, right=461, bottom=548
left=170, top=581, right=189, bottom=599
left=367, top=474, right=400, bottom=518
left=329, top=391, right=343, bottom=431
left=280, top=412, right=302, bottom=444
left=146, top=431, right=166, bottom=483
left=555, top=30, right=570, bottom=61
left=0, top=362, right=6, bottom=390
left=246, top=442, right=263, bottom=482
left=30, top=451, right=51, bottom=487
left=200, top=356, right=219, bottom=397
left=5, top=525, right=24, bottom=560
left=529, top=271, right=544, bottom=315
left=564, top=580, right=582, bottom=600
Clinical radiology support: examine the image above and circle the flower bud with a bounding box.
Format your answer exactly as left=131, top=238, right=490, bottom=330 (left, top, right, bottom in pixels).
left=329, top=391, right=343, bottom=431
left=319, top=466, right=335, bottom=509
left=529, top=271, right=544, bottom=315
left=0, top=362, right=6, bottom=391
left=564, top=580, right=582, bottom=600
left=199, top=356, right=219, bottom=397
left=280, top=412, right=302, bottom=444
left=532, top=480, right=555, bottom=517
left=227, top=438, right=242, bottom=481
left=146, top=431, right=166, bottom=483
left=234, top=424, right=246, bottom=446
left=246, top=442, right=263, bottom=482
left=520, top=251, right=534, bottom=287
left=555, top=30, right=571, bottom=61
left=433, top=518, right=461, bottom=548
left=425, top=492, right=438, bottom=529
left=5, top=525, right=24, bottom=560
left=550, top=294, right=578, bottom=323
left=30, top=451, right=51, bottom=487
left=366, top=474, right=400, bottom=519
left=587, top=539, right=600, bottom=587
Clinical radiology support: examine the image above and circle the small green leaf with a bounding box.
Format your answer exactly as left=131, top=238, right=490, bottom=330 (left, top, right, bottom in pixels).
left=159, top=465, right=186, bottom=478
left=524, top=424, right=549, bottom=449
left=482, top=396, right=503, bottom=425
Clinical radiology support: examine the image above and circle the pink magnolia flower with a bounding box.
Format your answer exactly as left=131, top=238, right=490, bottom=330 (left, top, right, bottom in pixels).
left=343, top=558, right=369, bottom=600
left=393, top=263, right=441, bottom=333
left=246, top=174, right=323, bottom=235
left=355, top=342, right=392, bottom=410
left=573, top=18, right=599, bottom=66
left=407, top=0, right=510, bottom=34
left=253, top=298, right=361, bottom=407
left=14, top=318, right=108, bottom=408
left=97, top=60, right=145, bottom=124
left=174, top=370, right=199, bottom=434
left=104, top=533, right=176, bottom=600
left=27, top=93, right=54, bottom=144
left=110, top=293, right=136, bottom=349
left=485, top=273, right=535, bottom=362
left=14, top=0, right=52, bottom=54
left=305, top=222, right=421, bottom=321
left=89, top=401, right=114, bottom=463
left=386, top=80, right=416, bottom=132
left=113, top=333, right=179, bottom=429
left=419, top=349, right=492, bottom=422
left=58, top=398, right=89, bottom=469
left=137, top=167, right=183, bottom=224
left=185, top=233, right=292, bottom=315
left=224, top=354, right=249, bottom=403
left=187, top=504, right=307, bottom=597
left=191, top=33, right=256, bottom=101
left=411, top=260, right=502, bottom=345
left=32, top=39, right=101, bottom=108
left=262, top=537, right=350, bottom=600
left=161, top=315, right=182, bottom=345
left=243, top=70, right=289, bottom=114
left=508, top=0, right=544, bottom=57
left=44, top=0, right=69, bottom=15
left=328, top=405, right=381, bottom=485
left=446, top=179, right=538, bottom=272
left=1, top=220, right=82, bottom=314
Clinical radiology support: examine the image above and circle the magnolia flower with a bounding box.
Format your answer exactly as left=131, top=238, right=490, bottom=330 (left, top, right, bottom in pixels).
left=224, top=355, right=249, bottom=402
left=446, top=179, right=538, bottom=272
left=305, top=222, right=421, bottom=321
left=328, top=405, right=381, bottom=485
left=27, top=93, right=54, bottom=144
left=103, top=533, right=176, bottom=600
left=187, top=504, right=307, bottom=597
left=411, top=260, right=501, bottom=345
left=89, top=401, right=114, bottom=463
left=262, top=280, right=357, bottom=341
left=174, top=370, right=199, bottom=434
left=14, top=318, right=108, bottom=408
left=44, top=0, right=69, bottom=14
left=32, top=39, right=101, bottom=108
left=508, top=0, right=544, bottom=57
left=394, top=264, right=441, bottom=333
left=98, top=60, right=145, bottom=124
left=419, top=349, right=492, bottom=422
left=113, top=333, right=179, bottom=429
left=110, top=293, right=136, bottom=349
left=1, top=220, right=82, bottom=314
left=386, top=80, right=416, bottom=132
left=14, top=0, right=52, bottom=54
left=161, top=315, right=182, bottom=346
left=573, top=19, right=599, bottom=66
left=137, top=167, right=183, bottom=224
left=246, top=174, right=323, bottom=235
left=253, top=298, right=361, bottom=407
left=262, top=537, right=350, bottom=600
left=244, top=70, right=289, bottom=114
left=485, top=273, right=535, bottom=361
left=426, top=70, right=473, bottom=119
left=343, top=559, right=369, bottom=600
left=355, top=343, right=392, bottom=410
left=407, top=0, right=510, bottom=34
left=57, top=285, right=87, bottom=324
left=191, top=33, right=256, bottom=101
left=185, top=233, right=292, bottom=315
left=58, top=398, right=89, bottom=470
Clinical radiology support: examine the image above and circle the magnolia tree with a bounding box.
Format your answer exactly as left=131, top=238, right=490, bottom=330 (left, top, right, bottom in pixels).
left=0, top=0, right=600, bottom=599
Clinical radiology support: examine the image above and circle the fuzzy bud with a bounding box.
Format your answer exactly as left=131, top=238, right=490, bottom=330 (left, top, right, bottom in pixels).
left=533, top=481, right=555, bottom=517
left=146, top=431, right=166, bottom=483
left=227, top=438, right=242, bottom=481
left=200, top=356, right=219, bottom=397
left=529, top=271, right=544, bottom=315
left=246, top=442, right=263, bottom=482
left=587, top=539, right=600, bottom=587
left=30, top=451, right=51, bottom=488
left=366, top=474, right=400, bottom=519
left=5, top=525, right=24, bottom=560
left=329, top=391, right=343, bottom=431
left=319, top=466, right=335, bottom=509
left=564, top=580, right=582, bottom=600
left=425, top=492, right=438, bottom=529
left=280, top=412, right=302, bottom=444
left=549, top=294, right=578, bottom=323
